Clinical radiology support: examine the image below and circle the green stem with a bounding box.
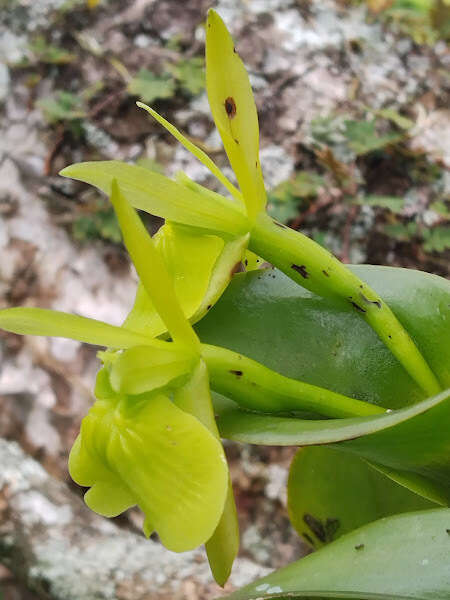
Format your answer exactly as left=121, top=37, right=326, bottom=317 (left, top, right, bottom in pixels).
left=202, top=344, right=385, bottom=418
left=249, top=212, right=441, bottom=397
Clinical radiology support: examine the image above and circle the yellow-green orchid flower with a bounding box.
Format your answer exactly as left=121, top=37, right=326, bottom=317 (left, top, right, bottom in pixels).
left=60, top=9, right=440, bottom=398
left=0, top=180, right=239, bottom=584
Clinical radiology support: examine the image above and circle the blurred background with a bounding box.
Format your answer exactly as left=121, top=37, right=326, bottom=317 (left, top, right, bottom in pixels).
left=0, top=0, right=449, bottom=598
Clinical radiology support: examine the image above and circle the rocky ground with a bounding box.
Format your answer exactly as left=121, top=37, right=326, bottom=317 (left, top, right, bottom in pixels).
left=0, top=0, right=449, bottom=598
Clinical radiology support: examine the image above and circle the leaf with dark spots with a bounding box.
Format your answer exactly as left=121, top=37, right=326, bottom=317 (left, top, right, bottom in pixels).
left=322, top=270, right=330, bottom=277
left=325, top=518, right=340, bottom=541
left=354, top=543, right=365, bottom=550
left=303, top=513, right=326, bottom=542
left=229, top=370, right=243, bottom=377
left=302, top=532, right=315, bottom=546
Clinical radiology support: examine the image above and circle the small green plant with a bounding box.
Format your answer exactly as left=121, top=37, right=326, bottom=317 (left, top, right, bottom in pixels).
left=0, top=9, right=448, bottom=597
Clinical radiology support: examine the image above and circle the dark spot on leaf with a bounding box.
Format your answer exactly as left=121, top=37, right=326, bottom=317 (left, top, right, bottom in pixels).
left=303, top=513, right=326, bottom=542
left=302, top=532, right=315, bottom=546
left=207, top=304, right=212, bottom=310
left=360, top=292, right=382, bottom=309
left=355, top=544, right=365, bottom=550
left=233, top=46, right=237, bottom=53
left=325, top=518, right=340, bottom=541
left=322, top=269, right=330, bottom=277
left=234, top=138, right=240, bottom=144
left=291, top=264, right=309, bottom=279
left=446, top=529, right=450, bottom=535
left=225, top=96, right=237, bottom=118
left=388, top=334, right=392, bottom=339
left=349, top=301, right=366, bottom=313
left=229, top=369, right=243, bottom=377
left=244, top=259, right=248, bottom=266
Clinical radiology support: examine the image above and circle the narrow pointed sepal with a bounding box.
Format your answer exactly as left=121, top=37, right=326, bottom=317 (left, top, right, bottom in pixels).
left=60, top=161, right=248, bottom=236
left=0, top=307, right=157, bottom=349
left=109, top=180, right=200, bottom=350
left=206, top=9, right=266, bottom=220
left=136, top=101, right=243, bottom=205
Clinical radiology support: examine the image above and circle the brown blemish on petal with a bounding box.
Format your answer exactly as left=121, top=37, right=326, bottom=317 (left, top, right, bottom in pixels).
left=224, top=96, right=237, bottom=118
left=291, top=264, right=309, bottom=279
left=229, top=369, right=243, bottom=377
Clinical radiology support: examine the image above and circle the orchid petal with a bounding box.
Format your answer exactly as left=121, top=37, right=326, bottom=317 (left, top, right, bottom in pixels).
left=174, top=360, right=239, bottom=585
left=123, top=223, right=248, bottom=337
left=69, top=388, right=229, bottom=552
left=109, top=180, right=200, bottom=349
left=60, top=161, right=248, bottom=236
left=206, top=9, right=266, bottom=220
left=0, top=307, right=161, bottom=349
left=108, top=345, right=195, bottom=395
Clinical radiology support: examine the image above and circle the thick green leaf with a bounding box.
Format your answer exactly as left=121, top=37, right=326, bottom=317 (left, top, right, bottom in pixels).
left=198, top=265, right=450, bottom=502
left=212, top=390, right=450, bottom=505
left=60, top=161, right=248, bottom=236
left=288, top=447, right=434, bottom=548
left=223, top=509, right=450, bottom=600
left=198, top=265, right=450, bottom=407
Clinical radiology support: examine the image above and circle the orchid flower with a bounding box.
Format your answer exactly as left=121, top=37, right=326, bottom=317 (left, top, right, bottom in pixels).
left=60, top=9, right=440, bottom=397
left=0, top=181, right=240, bottom=584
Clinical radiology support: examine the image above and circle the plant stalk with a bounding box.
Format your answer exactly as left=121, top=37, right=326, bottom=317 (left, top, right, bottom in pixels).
left=202, top=344, right=385, bottom=418
left=249, top=212, right=441, bottom=397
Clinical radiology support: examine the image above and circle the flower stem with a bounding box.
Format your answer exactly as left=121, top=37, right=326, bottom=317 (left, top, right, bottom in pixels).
left=249, top=212, right=441, bottom=398
left=202, top=344, right=385, bottom=418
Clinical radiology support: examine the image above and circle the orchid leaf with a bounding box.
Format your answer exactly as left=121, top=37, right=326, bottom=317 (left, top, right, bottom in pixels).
left=206, top=10, right=266, bottom=220
left=69, top=389, right=229, bottom=553
left=137, top=102, right=243, bottom=204
left=223, top=508, right=450, bottom=599
left=198, top=265, right=450, bottom=407
left=288, top=447, right=434, bottom=549
left=108, top=345, right=195, bottom=395
left=109, top=180, right=199, bottom=349
left=0, top=307, right=160, bottom=349
left=198, top=265, right=450, bottom=503
left=60, top=161, right=248, bottom=236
